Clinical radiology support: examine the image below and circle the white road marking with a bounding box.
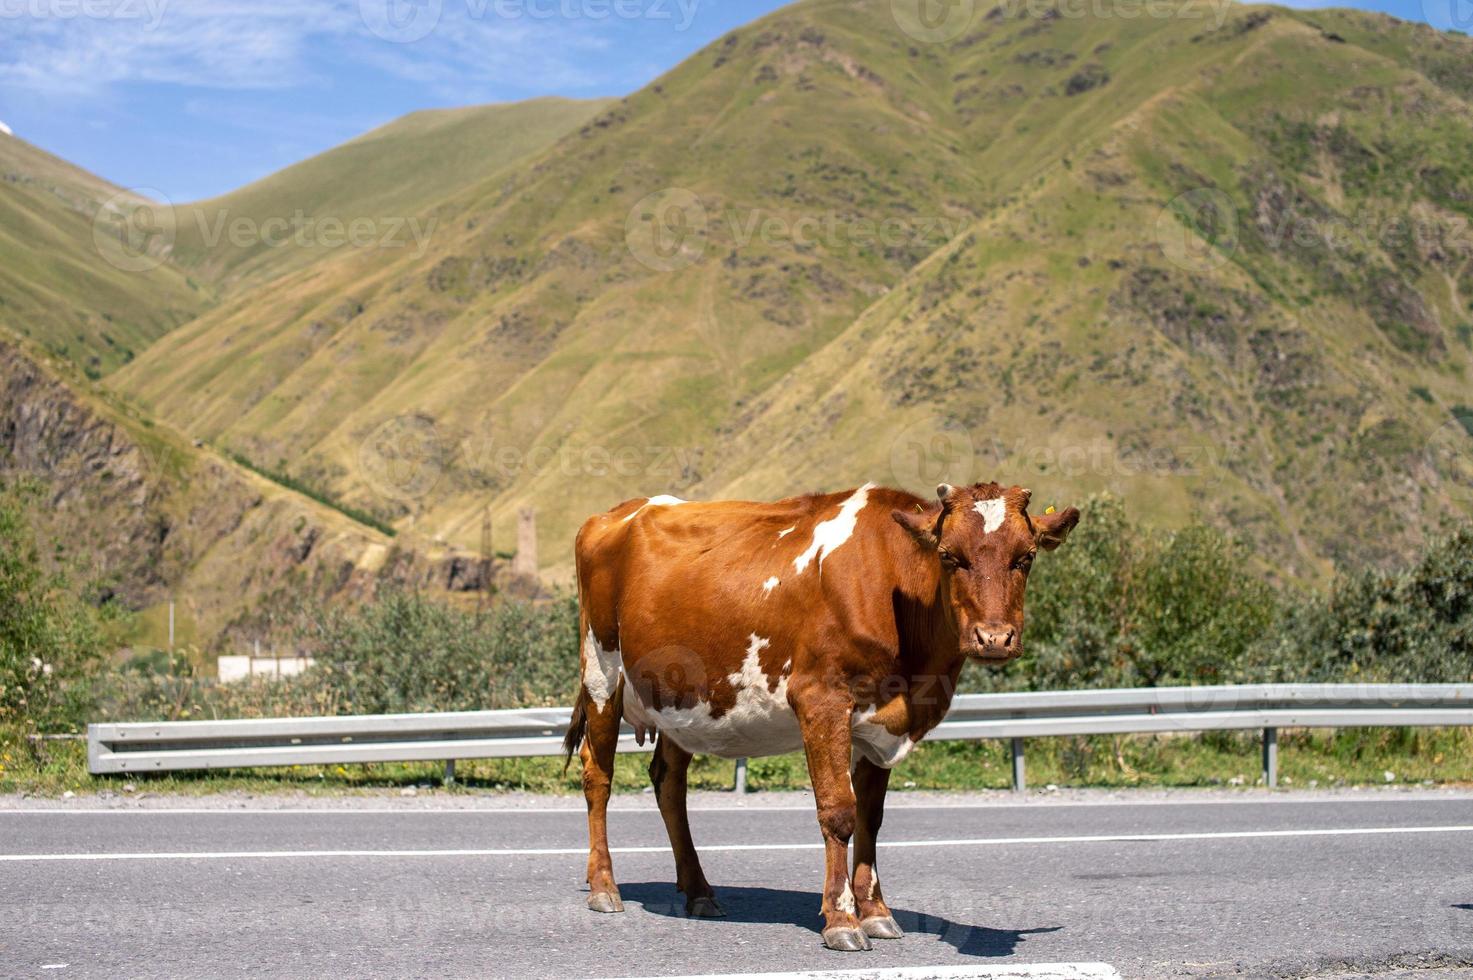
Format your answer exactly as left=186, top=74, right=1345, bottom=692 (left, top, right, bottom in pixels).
left=4, top=824, right=1471, bottom=862
left=611, top=966, right=1121, bottom=980
left=4, top=794, right=1470, bottom=816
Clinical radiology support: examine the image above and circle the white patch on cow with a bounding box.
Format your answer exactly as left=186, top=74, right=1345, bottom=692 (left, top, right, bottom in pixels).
left=865, top=874, right=878, bottom=901
left=974, top=496, right=1006, bottom=534
left=761, top=576, right=780, bottom=595
left=640, top=634, right=801, bottom=759
left=851, top=704, right=915, bottom=769
left=582, top=628, right=622, bottom=713
left=793, top=483, right=874, bottom=574
left=621, top=494, right=687, bottom=522
left=731, top=634, right=771, bottom=686
left=777, top=526, right=796, bottom=538
left=836, top=881, right=857, bottom=916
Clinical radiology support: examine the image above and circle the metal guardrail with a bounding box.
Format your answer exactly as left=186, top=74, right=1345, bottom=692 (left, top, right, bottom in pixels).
left=87, top=683, right=1473, bottom=791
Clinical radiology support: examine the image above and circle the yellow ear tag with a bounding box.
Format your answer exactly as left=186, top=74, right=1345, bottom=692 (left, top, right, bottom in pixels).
left=1045, top=506, right=1056, bottom=515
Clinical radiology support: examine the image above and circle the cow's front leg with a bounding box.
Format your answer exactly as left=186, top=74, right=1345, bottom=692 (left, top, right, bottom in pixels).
left=795, top=694, right=870, bottom=952
left=852, top=756, right=903, bottom=939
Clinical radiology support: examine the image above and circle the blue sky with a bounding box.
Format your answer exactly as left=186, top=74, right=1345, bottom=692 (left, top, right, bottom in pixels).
left=0, top=0, right=1456, bottom=202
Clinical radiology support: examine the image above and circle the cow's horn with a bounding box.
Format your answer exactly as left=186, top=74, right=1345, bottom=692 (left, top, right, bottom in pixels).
left=936, top=483, right=953, bottom=500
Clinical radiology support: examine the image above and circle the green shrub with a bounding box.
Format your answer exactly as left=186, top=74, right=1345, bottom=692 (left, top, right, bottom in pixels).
left=88, top=590, right=581, bottom=723
left=0, top=479, right=107, bottom=731
left=978, top=496, right=1281, bottom=692
left=296, top=589, right=579, bottom=715
left=1269, top=522, right=1473, bottom=683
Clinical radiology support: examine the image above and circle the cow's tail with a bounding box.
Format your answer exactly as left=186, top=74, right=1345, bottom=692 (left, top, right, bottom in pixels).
left=562, top=686, right=587, bottom=774
left=563, top=577, right=591, bottom=773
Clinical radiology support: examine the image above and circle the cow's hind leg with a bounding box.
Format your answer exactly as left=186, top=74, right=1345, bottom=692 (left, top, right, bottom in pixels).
left=649, top=734, right=723, bottom=917
left=852, top=756, right=903, bottom=939
left=580, top=680, right=624, bottom=913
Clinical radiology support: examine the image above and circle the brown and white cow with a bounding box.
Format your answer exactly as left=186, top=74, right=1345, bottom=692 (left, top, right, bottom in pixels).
left=563, top=481, right=1079, bottom=951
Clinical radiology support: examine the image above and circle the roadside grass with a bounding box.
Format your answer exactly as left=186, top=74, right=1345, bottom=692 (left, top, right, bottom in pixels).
left=5, top=726, right=1469, bottom=799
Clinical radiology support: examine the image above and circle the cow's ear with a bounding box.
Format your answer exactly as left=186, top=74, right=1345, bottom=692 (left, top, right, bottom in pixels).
left=892, top=508, right=939, bottom=549
left=1033, top=506, right=1080, bottom=551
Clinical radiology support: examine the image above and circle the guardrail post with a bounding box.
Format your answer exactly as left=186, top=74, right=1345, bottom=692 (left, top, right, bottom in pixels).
left=733, top=757, right=748, bottom=795
left=443, top=759, right=456, bottom=786
left=1261, top=728, right=1277, bottom=789
left=1011, top=737, right=1026, bottom=793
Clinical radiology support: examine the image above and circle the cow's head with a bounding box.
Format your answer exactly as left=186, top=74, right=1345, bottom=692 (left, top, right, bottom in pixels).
left=893, top=482, right=1079, bottom=663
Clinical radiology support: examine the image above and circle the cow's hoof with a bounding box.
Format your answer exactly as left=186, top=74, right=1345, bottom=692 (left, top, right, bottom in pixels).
left=861, top=915, right=904, bottom=939
left=587, top=892, right=624, bottom=913
left=687, top=895, right=726, bottom=918
left=821, top=927, right=873, bottom=952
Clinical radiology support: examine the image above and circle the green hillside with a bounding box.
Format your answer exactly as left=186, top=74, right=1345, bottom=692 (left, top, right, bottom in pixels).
left=0, top=97, right=607, bottom=378
left=168, top=97, right=613, bottom=288
left=107, top=0, right=1473, bottom=579
left=0, top=98, right=609, bottom=647
left=0, top=133, right=206, bottom=376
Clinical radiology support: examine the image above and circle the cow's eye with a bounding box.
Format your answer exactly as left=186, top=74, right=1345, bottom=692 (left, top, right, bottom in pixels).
left=939, top=549, right=967, bottom=569
left=1013, top=552, right=1035, bottom=572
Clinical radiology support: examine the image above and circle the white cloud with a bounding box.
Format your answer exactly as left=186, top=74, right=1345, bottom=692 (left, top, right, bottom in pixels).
left=0, top=0, right=635, bottom=98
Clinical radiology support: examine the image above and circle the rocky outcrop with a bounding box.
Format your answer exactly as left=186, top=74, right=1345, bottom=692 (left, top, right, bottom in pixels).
left=0, top=340, right=500, bottom=648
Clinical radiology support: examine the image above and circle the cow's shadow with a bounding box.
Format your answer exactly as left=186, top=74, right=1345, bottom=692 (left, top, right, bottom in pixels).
left=619, top=882, right=1059, bottom=958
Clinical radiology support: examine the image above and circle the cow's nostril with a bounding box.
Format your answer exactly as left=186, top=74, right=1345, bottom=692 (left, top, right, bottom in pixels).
left=972, top=626, right=1016, bottom=652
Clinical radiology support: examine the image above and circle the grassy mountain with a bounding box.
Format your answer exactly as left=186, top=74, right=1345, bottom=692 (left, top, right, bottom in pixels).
left=167, top=97, right=612, bottom=288
left=0, top=133, right=206, bottom=376
left=0, top=97, right=606, bottom=380
left=0, top=100, right=606, bottom=648
left=107, top=0, right=1473, bottom=580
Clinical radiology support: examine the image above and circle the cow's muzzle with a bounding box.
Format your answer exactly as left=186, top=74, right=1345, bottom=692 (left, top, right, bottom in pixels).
left=967, top=624, right=1019, bottom=662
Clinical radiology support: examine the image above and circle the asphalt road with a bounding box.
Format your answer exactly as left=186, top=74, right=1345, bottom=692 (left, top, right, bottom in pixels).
left=3, top=792, right=1473, bottom=980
